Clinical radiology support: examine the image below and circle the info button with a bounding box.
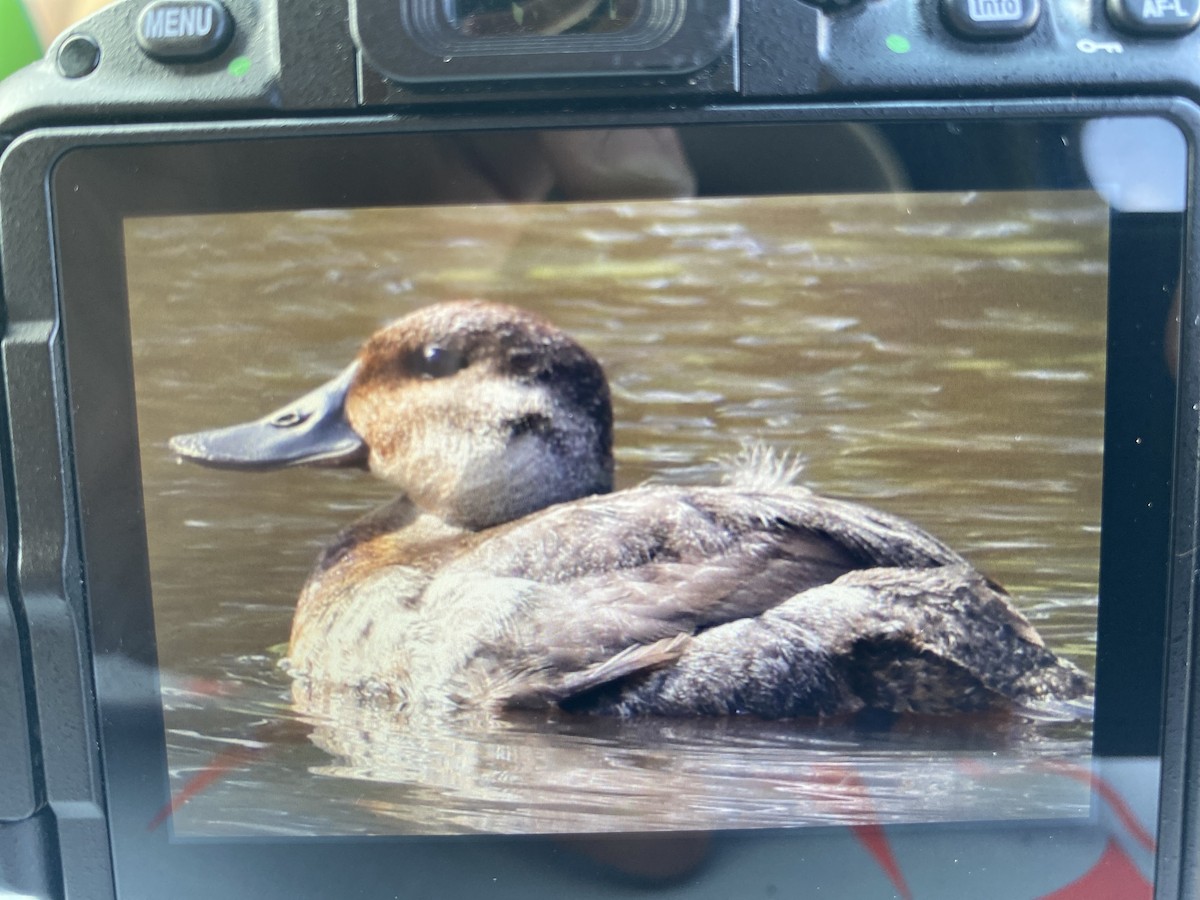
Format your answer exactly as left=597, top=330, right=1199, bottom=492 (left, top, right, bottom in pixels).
left=942, top=0, right=1040, bottom=38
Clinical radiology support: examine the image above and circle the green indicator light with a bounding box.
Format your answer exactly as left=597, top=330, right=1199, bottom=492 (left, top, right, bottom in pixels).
left=228, top=56, right=252, bottom=78
left=885, top=34, right=912, bottom=54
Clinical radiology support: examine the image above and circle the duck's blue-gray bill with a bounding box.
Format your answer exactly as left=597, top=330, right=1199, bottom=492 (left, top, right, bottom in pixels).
left=168, top=362, right=367, bottom=470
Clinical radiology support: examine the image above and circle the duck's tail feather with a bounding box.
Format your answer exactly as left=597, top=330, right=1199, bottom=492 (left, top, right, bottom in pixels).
left=717, top=440, right=809, bottom=491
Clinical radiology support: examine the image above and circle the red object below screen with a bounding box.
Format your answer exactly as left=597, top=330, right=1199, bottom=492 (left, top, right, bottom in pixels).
left=1038, top=839, right=1153, bottom=900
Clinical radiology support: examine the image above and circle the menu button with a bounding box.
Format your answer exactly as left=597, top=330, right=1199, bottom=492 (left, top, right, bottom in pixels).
left=137, top=0, right=233, bottom=62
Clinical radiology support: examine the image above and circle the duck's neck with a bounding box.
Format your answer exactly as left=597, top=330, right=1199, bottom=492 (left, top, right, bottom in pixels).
left=420, top=441, right=614, bottom=531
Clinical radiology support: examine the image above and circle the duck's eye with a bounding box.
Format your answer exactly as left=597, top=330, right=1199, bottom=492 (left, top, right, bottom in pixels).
left=417, top=344, right=467, bottom=379
left=508, top=350, right=538, bottom=375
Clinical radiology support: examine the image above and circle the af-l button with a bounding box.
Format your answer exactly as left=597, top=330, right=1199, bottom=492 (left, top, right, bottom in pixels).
left=137, top=0, right=233, bottom=62
left=1107, top=0, right=1200, bottom=34
left=942, top=0, right=1040, bottom=39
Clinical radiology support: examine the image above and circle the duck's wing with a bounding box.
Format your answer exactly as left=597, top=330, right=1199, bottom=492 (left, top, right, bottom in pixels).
left=474, top=484, right=968, bottom=580
left=461, top=483, right=967, bottom=617
left=563, top=565, right=1092, bottom=717
left=423, top=486, right=1009, bottom=709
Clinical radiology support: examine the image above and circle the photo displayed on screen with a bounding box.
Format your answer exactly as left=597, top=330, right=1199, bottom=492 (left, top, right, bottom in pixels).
left=124, top=188, right=1105, bottom=836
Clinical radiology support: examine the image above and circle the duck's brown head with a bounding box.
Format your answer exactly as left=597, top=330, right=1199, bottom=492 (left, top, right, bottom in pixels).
left=170, top=301, right=614, bottom=529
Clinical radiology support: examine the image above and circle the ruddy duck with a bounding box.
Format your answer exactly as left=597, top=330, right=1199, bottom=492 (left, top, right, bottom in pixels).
left=171, top=301, right=1091, bottom=717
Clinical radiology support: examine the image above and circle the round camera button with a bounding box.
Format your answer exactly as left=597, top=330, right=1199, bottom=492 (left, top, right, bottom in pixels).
left=136, top=0, right=234, bottom=62
left=57, top=34, right=101, bottom=78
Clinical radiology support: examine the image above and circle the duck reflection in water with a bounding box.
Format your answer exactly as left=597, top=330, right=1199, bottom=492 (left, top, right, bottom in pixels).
left=170, top=301, right=1092, bottom=720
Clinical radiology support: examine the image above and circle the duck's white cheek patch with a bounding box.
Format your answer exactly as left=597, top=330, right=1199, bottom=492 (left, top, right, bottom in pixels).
left=395, top=429, right=483, bottom=502
left=435, top=429, right=557, bottom=528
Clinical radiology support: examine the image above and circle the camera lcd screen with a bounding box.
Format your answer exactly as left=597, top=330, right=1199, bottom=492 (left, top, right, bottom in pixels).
left=125, top=189, right=1107, bottom=836
left=45, top=117, right=1183, bottom=883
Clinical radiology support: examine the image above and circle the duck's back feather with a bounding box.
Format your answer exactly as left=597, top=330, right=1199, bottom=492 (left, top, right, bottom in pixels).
left=288, top=485, right=1087, bottom=716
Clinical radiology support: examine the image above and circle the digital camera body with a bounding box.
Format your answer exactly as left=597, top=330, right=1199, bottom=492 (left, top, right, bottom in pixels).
left=1, top=1, right=1198, bottom=898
